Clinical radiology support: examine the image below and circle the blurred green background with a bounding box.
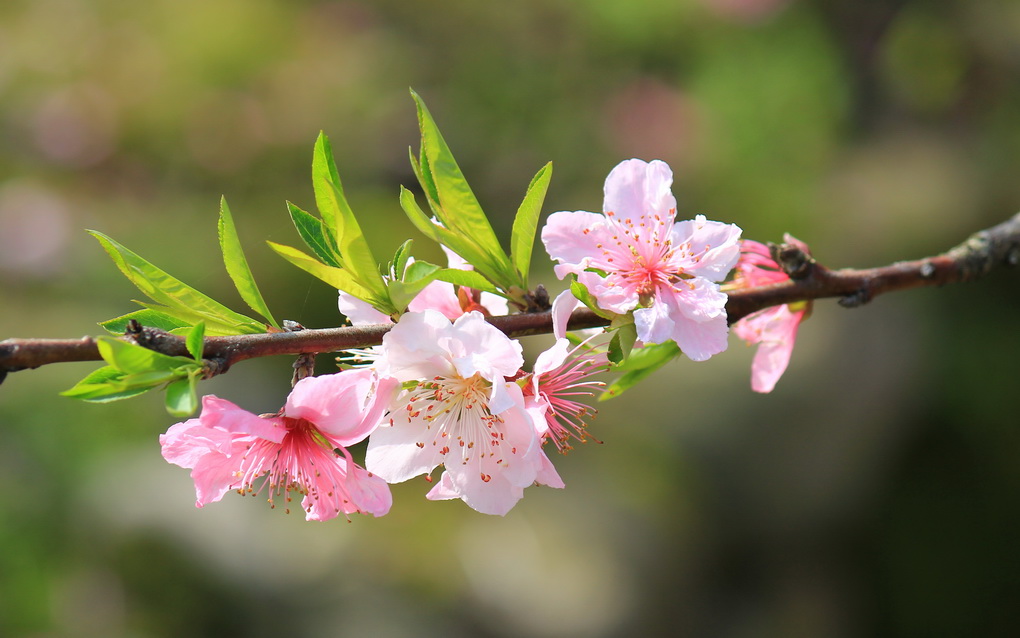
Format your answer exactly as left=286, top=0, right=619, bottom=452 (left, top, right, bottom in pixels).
left=2, top=0, right=1020, bottom=636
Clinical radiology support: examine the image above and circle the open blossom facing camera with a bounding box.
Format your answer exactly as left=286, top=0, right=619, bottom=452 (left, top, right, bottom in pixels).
left=365, top=310, right=562, bottom=516
left=731, top=239, right=811, bottom=393
left=160, top=369, right=398, bottom=521
left=542, top=159, right=742, bottom=361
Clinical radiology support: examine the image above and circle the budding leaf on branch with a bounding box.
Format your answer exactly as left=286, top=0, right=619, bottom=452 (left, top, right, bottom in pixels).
left=408, top=89, right=540, bottom=301
left=510, top=162, right=552, bottom=284
left=288, top=202, right=341, bottom=267
left=89, top=231, right=266, bottom=335
left=100, top=309, right=193, bottom=335
left=267, top=241, right=389, bottom=310
left=62, top=337, right=204, bottom=413
left=218, top=198, right=279, bottom=329
left=311, top=132, right=388, bottom=302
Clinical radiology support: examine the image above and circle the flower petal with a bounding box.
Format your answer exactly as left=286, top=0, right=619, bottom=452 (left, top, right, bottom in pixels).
left=338, top=291, right=392, bottom=325
left=286, top=369, right=397, bottom=446
left=199, top=395, right=285, bottom=443
left=541, top=210, right=607, bottom=276
left=670, top=216, right=742, bottom=281
left=602, top=159, right=677, bottom=222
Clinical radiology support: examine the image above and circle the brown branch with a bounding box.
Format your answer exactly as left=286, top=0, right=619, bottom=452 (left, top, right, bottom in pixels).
left=2, top=212, right=1018, bottom=382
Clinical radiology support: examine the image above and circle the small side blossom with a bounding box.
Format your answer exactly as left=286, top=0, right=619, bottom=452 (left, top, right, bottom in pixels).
left=159, top=369, right=398, bottom=521
left=524, top=338, right=607, bottom=452
left=365, top=310, right=562, bottom=516
left=542, top=159, right=742, bottom=361
left=731, top=239, right=811, bottom=393
left=338, top=246, right=508, bottom=325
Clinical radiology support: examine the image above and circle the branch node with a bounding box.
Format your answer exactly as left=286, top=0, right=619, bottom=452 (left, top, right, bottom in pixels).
left=770, top=240, right=814, bottom=280
left=1007, top=245, right=1020, bottom=268
left=920, top=261, right=936, bottom=279
left=202, top=358, right=231, bottom=379
left=839, top=288, right=873, bottom=308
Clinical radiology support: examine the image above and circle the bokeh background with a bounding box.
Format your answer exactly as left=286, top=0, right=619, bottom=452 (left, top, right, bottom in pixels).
left=3, top=0, right=1020, bottom=636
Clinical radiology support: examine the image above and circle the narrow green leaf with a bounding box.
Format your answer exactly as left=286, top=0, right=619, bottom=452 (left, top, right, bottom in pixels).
left=510, top=162, right=552, bottom=284
left=61, top=366, right=153, bottom=402
left=611, top=341, right=682, bottom=372
left=218, top=197, right=279, bottom=328
left=96, top=336, right=192, bottom=374
left=185, top=321, right=205, bottom=361
left=89, top=230, right=266, bottom=334
left=430, top=268, right=502, bottom=295
left=131, top=302, right=252, bottom=337
left=288, top=201, right=341, bottom=267
left=600, top=366, right=663, bottom=401
left=312, top=133, right=386, bottom=299
left=267, top=241, right=392, bottom=312
left=391, top=239, right=414, bottom=278
left=410, top=90, right=514, bottom=282
left=165, top=376, right=199, bottom=417
left=100, top=309, right=193, bottom=335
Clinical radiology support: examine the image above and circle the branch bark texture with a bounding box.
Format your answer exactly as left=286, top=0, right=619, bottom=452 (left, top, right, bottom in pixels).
left=2, top=212, right=1018, bottom=382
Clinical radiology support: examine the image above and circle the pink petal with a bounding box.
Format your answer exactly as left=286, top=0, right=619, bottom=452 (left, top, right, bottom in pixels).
left=285, top=369, right=397, bottom=446
left=541, top=210, right=608, bottom=276
left=431, top=467, right=527, bottom=516
left=536, top=450, right=565, bottom=489
left=671, top=216, right=743, bottom=281
left=448, top=311, right=524, bottom=382
left=602, top=159, right=677, bottom=222
left=670, top=312, right=730, bottom=362
left=408, top=280, right=463, bottom=320
left=199, top=395, right=286, bottom=443
left=551, top=290, right=581, bottom=340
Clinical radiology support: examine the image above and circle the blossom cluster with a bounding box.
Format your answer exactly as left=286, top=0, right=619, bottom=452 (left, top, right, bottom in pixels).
left=161, top=159, right=805, bottom=520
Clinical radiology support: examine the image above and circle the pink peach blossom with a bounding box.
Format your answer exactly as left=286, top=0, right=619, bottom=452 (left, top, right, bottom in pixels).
left=365, top=310, right=562, bottom=515
left=160, top=368, right=397, bottom=521
left=731, top=239, right=810, bottom=393
left=542, top=159, right=741, bottom=361
left=524, top=338, right=606, bottom=452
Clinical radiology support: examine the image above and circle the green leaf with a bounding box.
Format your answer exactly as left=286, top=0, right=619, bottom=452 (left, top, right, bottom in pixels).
left=61, top=366, right=157, bottom=402
left=430, top=268, right=502, bottom=295
left=100, top=309, right=193, bottom=334
left=386, top=260, right=442, bottom=311
left=611, top=341, right=681, bottom=372
left=165, top=375, right=199, bottom=417
left=288, top=201, right=341, bottom=267
left=267, top=241, right=392, bottom=312
left=569, top=279, right=615, bottom=320
left=312, top=133, right=386, bottom=299
left=218, top=197, right=279, bottom=328
left=391, top=239, right=414, bottom=277
left=96, top=336, right=194, bottom=374
left=600, top=366, right=663, bottom=401
left=89, top=230, right=266, bottom=334
left=185, top=321, right=205, bottom=361
left=410, top=90, right=515, bottom=284
left=510, top=162, right=552, bottom=283
left=131, top=302, right=249, bottom=337
left=606, top=322, right=638, bottom=365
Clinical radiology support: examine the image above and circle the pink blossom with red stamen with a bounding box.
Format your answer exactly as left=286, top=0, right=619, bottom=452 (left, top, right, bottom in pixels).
left=542, top=159, right=742, bottom=361
left=159, top=369, right=398, bottom=521
left=524, top=338, right=607, bottom=452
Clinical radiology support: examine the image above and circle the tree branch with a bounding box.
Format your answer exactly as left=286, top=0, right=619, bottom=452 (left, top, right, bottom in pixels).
left=2, top=212, right=1018, bottom=383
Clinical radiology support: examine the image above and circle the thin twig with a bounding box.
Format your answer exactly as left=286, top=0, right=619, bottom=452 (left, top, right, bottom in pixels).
left=2, top=212, right=1018, bottom=382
